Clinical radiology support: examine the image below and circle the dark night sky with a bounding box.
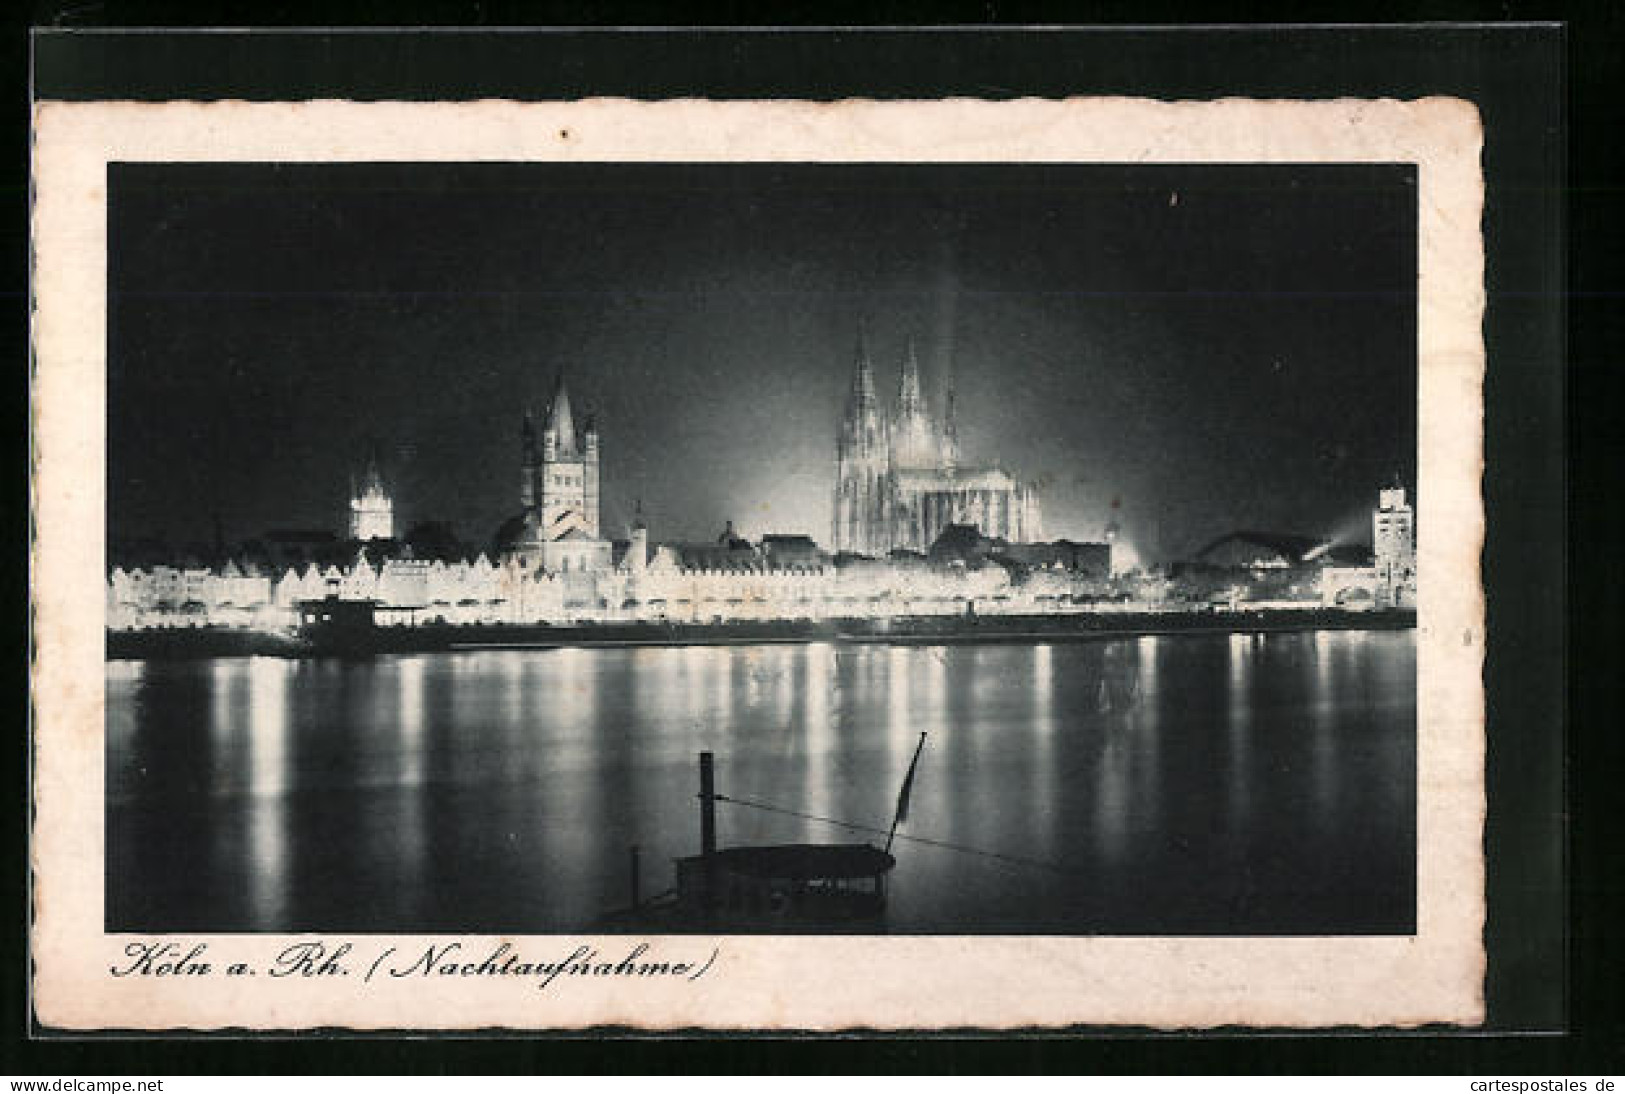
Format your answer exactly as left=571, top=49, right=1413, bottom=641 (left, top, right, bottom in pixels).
left=108, top=161, right=1416, bottom=562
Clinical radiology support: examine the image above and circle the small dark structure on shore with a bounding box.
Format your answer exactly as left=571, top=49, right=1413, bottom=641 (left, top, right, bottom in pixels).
left=295, top=591, right=377, bottom=627
left=295, top=595, right=381, bottom=653
left=296, top=595, right=378, bottom=634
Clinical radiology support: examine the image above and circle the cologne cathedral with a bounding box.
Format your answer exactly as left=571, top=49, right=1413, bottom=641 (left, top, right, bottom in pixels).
left=833, top=332, right=1042, bottom=557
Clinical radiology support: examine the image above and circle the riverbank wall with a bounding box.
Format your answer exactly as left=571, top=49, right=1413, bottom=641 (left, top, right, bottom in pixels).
left=106, top=607, right=1416, bottom=661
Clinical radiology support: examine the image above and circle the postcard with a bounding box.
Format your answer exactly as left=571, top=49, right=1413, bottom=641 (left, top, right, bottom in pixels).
left=31, top=96, right=1485, bottom=1030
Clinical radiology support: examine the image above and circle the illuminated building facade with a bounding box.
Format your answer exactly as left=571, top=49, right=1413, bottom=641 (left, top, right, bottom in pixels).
left=833, top=333, right=1041, bottom=556
left=1372, top=484, right=1417, bottom=609
left=347, top=455, right=395, bottom=541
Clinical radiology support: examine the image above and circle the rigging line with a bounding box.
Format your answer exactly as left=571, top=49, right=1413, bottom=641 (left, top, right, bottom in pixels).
left=711, top=792, right=1080, bottom=878
left=713, top=793, right=885, bottom=838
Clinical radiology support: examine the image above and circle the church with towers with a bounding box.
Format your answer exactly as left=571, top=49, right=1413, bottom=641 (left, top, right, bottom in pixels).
left=833, top=330, right=1042, bottom=557
left=512, top=375, right=613, bottom=574
left=348, top=452, right=395, bottom=542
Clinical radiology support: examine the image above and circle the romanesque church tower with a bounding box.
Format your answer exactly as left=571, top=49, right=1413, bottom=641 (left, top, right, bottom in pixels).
left=519, top=375, right=601, bottom=546
left=832, top=331, right=891, bottom=556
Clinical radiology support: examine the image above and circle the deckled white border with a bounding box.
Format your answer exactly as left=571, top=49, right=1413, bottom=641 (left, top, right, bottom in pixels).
left=31, top=98, right=1485, bottom=1030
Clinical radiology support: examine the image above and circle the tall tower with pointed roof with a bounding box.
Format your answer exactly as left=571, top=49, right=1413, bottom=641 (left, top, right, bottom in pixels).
left=889, top=337, right=941, bottom=473
left=348, top=451, right=394, bottom=541
left=511, top=374, right=612, bottom=586
left=526, top=374, right=601, bottom=542
left=832, top=327, right=891, bottom=555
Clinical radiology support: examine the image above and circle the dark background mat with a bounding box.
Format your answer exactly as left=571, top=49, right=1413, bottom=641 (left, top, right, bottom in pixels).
left=8, top=8, right=1607, bottom=1075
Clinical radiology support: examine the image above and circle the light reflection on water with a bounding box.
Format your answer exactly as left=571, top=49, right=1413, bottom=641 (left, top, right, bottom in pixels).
left=1227, top=634, right=1253, bottom=834
left=247, top=665, right=288, bottom=929
left=107, top=631, right=1415, bottom=935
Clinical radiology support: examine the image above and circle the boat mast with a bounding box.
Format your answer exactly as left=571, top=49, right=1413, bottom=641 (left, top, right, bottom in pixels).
left=698, top=751, right=718, bottom=918
left=885, top=732, right=928, bottom=854
left=699, top=750, right=717, bottom=856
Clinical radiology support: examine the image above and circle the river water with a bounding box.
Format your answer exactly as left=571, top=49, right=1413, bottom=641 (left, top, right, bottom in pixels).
left=106, top=630, right=1415, bottom=935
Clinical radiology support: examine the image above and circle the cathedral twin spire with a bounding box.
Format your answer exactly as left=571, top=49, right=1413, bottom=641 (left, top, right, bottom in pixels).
left=834, top=323, right=1035, bottom=555
left=856, top=331, right=954, bottom=474
left=847, top=324, right=879, bottom=415
left=843, top=326, right=960, bottom=469
left=897, top=337, right=925, bottom=419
